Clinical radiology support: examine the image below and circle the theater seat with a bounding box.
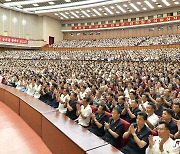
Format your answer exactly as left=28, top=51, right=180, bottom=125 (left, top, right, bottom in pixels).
left=90, top=105, right=97, bottom=113
left=150, top=129, right=158, bottom=136
left=119, top=119, right=130, bottom=149
left=105, top=111, right=112, bottom=119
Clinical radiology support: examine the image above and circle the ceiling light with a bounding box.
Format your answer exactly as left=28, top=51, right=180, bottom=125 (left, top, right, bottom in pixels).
left=87, top=10, right=91, bottom=12
left=22, top=19, right=26, bottom=25
left=129, top=10, right=133, bottom=12
left=137, top=2, right=141, bottom=5
left=48, top=2, right=55, bottom=5
left=143, top=7, right=147, bottom=10
left=59, top=12, right=69, bottom=19
left=104, top=7, right=114, bottom=15
left=81, top=15, right=85, bottom=18
left=144, top=1, right=154, bottom=9
left=2, top=15, right=7, bottom=21
left=5, top=0, right=11, bottom=1
left=92, top=8, right=101, bottom=16
left=13, top=18, right=17, bottom=23
left=65, top=0, right=71, bottom=2
left=60, top=17, right=64, bottom=19
left=70, top=11, right=79, bottom=18
left=123, top=4, right=127, bottom=7
left=104, top=13, right=107, bottom=15
left=116, top=5, right=126, bottom=13
left=162, top=0, right=170, bottom=6
left=17, top=5, right=23, bottom=8
left=110, top=6, right=114, bottom=9
left=174, top=1, right=179, bottom=4
left=65, top=12, right=69, bottom=14
left=70, top=16, right=74, bottom=18
left=54, top=13, right=58, bottom=15
left=92, top=14, right=96, bottom=17
left=116, top=11, right=120, bottom=13
left=158, top=4, right=162, bottom=7
left=152, top=0, right=157, bottom=2
left=76, top=11, right=79, bottom=13
left=81, top=10, right=90, bottom=17
left=33, top=4, right=39, bottom=7
left=130, top=3, right=140, bottom=11
left=98, top=8, right=102, bottom=11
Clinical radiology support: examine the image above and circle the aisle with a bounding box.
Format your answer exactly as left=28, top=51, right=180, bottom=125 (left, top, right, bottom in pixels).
left=0, top=101, right=52, bottom=154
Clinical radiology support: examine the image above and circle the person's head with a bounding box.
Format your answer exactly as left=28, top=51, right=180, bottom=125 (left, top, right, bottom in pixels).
left=142, top=93, right=148, bottom=102
left=136, top=112, right=147, bottom=127
left=150, top=87, right=156, bottom=95
left=97, top=104, right=106, bottom=115
left=130, top=99, right=139, bottom=109
left=157, top=121, right=170, bottom=138
left=172, top=102, right=180, bottom=114
left=106, top=92, right=113, bottom=101
left=162, top=108, right=173, bottom=121
left=111, top=107, right=120, bottom=121
left=155, top=96, right=163, bottom=106
left=129, top=91, right=136, bottom=100
left=146, top=102, right=155, bottom=114
left=95, top=90, right=102, bottom=98
left=118, top=96, right=125, bottom=104
left=70, top=92, right=77, bottom=101
left=163, top=89, right=170, bottom=97
left=82, top=96, right=91, bottom=106
left=63, top=88, right=69, bottom=95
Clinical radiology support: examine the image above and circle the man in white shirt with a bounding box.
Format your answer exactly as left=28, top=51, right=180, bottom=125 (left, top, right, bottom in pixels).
left=146, top=121, right=179, bottom=154
left=76, top=97, right=92, bottom=127
left=146, top=102, right=159, bottom=129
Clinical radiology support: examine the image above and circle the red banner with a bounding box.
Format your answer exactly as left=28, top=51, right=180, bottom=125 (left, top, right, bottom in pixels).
left=0, top=36, right=28, bottom=44
left=72, top=15, right=180, bottom=30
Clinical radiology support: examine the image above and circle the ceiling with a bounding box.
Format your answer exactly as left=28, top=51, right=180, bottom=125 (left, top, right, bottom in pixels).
left=1, top=0, right=180, bottom=21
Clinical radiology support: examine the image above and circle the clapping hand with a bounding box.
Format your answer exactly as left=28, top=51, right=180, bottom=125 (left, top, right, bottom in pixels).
left=104, top=122, right=110, bottom=130
left=148, top=135, right=155, bottom=149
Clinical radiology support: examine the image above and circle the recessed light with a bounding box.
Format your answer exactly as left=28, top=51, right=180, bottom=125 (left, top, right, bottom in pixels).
left=143, top=7, right=147, bottom=10
left=87, top=10, right=91, bottom=12
left=129, top=10, right=133, bottom=12
left=48, top=2, right=55, bottom=5
left=158, top=4, right=162, bottom=7
left=116, top=11, right=120, bottom=13
left=32, top=3, right=39, bottom=7
left=174, top=1, right=179, bottom=4
left=123, top=4, right=127, bottom=7
left=54, top=13, right=58, bottom=16
left=98, top=8, right=103, bottom=11
left=137, top=2, right=141, bottom=5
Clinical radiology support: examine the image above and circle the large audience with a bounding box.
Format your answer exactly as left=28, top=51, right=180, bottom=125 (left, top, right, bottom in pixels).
left=0, top=47, right=179, bottom=153
left=0, top=48, right=179, bottom=61
left=50, top=34, right=180, bottom=48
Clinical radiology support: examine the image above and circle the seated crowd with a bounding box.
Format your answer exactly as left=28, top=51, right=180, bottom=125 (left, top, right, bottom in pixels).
left=0, top=48, right=179, bottom=61
left=0, top=49, right=179, bottom=154
left=50, top=34, right=180, bottom=48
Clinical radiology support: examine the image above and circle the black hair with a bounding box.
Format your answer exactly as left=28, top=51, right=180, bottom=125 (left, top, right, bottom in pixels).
left=158, top=121, right=171, bottom=131
left=99, top=104, right=106, bottom=111
left=72, top=92, right=77, bottom=98
left=163, top=108, right=173, bottom=117
left=137, top=112, right=148, bottom=120
left=113, top=107, right=121, bottom=114
left=148, top=102, right=156, bottom=110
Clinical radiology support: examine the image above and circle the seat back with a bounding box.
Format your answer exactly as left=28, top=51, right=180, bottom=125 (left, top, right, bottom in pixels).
left=119, top=119, right=130, bottom=149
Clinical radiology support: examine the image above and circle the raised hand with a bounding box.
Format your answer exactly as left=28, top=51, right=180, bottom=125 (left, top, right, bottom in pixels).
left=148, top=135, right=155, bottom=149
